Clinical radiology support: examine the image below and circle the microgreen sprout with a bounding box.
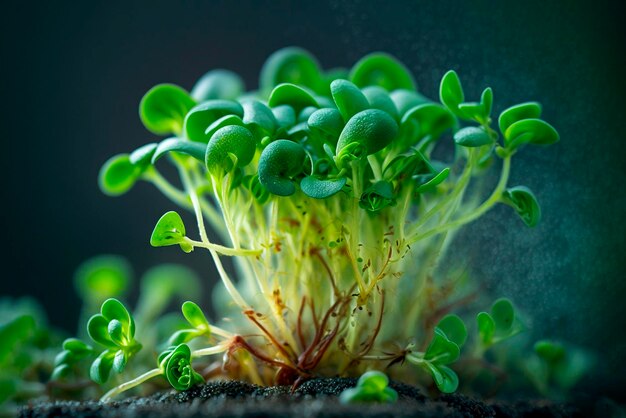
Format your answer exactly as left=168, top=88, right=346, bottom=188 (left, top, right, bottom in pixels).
left=339, top=371, right=398, bottom=404
left=60, top=47, right=566, bottom=399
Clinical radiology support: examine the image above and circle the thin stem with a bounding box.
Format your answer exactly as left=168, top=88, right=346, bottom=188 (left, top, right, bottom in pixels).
left=185, top=238, right=261, bottom=257
left=192, top=342, right=231, bottom=358
left=100, top=368, right=162, bottom=402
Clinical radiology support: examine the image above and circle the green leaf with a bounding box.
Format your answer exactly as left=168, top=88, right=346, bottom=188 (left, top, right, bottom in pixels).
left=362, top=86, right=399, bottom=120
left=414, top=167, right=450, bottom=193
left=150, top=211, right=188, bottom=249
left=271, top=105, right=296, bottom=130
left=330, top=79, right=370, bottom=121
left=436, top=315, right=467, bottom=348
left=191, top=69, right=244, bottom=102
left=107, top=319, right=125, bottom=345
left=359, top=181, right=396, bottom=212
left=0, top=315, right=36, bottom=365
left=439, top=70, right=465, bottom=117
left=390, top=89, right=429, bottom=117
left=241, top=99, right=278, bottom=139
left=498, top=102, right=542, bottom=133
left=426, top=363, right=459, bottom=393
left=151, top=138, right=207, bottom=164
left=307, top=108, right=344, bottom=145
left=101, top=298, right=131, bottom=328
left=258, top=139, right=306, bottom=196
left=89, top=350, right=115, bottom=384
left=163, top=344, right=204, bottom=391
left=183, top=100, right=244, bottom=142
left=457, top=87, right=493, bottom=123
left=63, top=338, right=93, bottom=356
left=139, top=84, right=196, bottom=135
left=424, top=328, right=460, bottom=365
left=349, top=52, right=416, bottom=92
left=112, top=349, right=127, bottom=373
left=300, top=176, right=346, bottom=199
left=501, top=186, right=542, bottom=227
left=339, top=371, right=398, bottom=404
left=268, top=83, right=319, bottom=113
left=98, top=154, right=141, bottom=196
left=87, top=314, right=115, bottom=347
left=204, top=114, right=245, bottom=139
left=400, top=103, right=455, bottom=143
left=336, top=109, right=398, bottom=156
left=491, top=298, right=515, bottom=334
left=357, top=370, right=389, bottom=392
left=205, top=125, right=256, bottom=175
left=73, top=255, right=132, bottom=303
left=504, top=118, right=559, bottom=150
left=476, top=311, right=495, bottom=345
left=182, top=301, right=210, bottom=330
left=454, top=126, right=492, bottom=147
left=259, top=47, right=324, bottom=94
left=534, top=340, right=566, bottom=364
left=129, top=143, right=158, bottom=168
left=167, top=329, right=201, bottom=346
left=481, top=87, right=493, bottom=119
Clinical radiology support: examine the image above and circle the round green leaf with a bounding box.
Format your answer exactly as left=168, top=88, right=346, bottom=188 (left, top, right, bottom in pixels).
left=491, top=298, right=515, bottom=334
left=259, top=47, right=324, bottom=94
left=439, top=70, right=465, bottom=117
left=89, top=350, right=115, bottom=384
left=167, top=329, right=200, bottom=346
left=164, top=344, right=204, bottom=390
left=205, top=125, right=256, bottom=175
left=498, top=102, right=542, bottom=134
left=241, top=99, right=277, bottom=139
left=349, top=52, right=416, bottom=91
left=430, top=364, right=459, bottom=393
left=390, top=89, right=429, bottom=117
left=107, top=319, right=125, bottom=345
left=150, top=211, right=187, bottom=247
left=112, top=349, right=127, bottom=373
left=258, top=139, right=306, bottom=196
left=414, top=167, right=450, bottom=193
left=336, top=109, right=398, bottom=156
left=191, top=69, right=244, bottom=102
left=504, top=118, right=559, bottom=149
left=330, top=79, right=370, bottom=121
left=181, top=301, right=210, bottom=330
left=63, top=338, right=94, bottom=355
left=357, top=370, right=389, bottom=391
left=454, top=126, right=492, bottom=147
left=300, top=176, right=346, bottom=199
left=424, top=327, right=460, bottom=365
left=476, top=311, right=495, bottom=345
left=436, top=315, right=467, bottom=348
left=268, top=83, right=319, bottom=113
left=307, top=108, right=344, bottom=145
left=98, top=154, right=141, bottom=196
left=183, top=100, right=244, bottom=142
left=271, top=105, right=296, bottom=129
left=502, top=186, right=542, bottom=227
left=101, top=298, right=132, bottom=330
left=362, top=86, right=399, bottom=120
left=534, top=340, right=566, bottom=364
left=139, top=84, right=196, bottom=135
left=87, top=314, right=114, bottom=347
left=73, top=255, right=132, bottom=303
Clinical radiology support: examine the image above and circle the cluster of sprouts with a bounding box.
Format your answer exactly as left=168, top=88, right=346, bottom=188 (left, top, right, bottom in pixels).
left=60, top=47, right=562, bottom=400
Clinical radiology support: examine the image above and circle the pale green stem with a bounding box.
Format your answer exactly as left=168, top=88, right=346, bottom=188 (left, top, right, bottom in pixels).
left=408, top=156, right=511, bottom=244
left=184, top=238, right=261, bottom=257
left=100, top=368, right=162, bottom=402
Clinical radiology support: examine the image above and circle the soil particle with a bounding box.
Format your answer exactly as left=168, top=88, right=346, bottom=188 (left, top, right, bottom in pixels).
left=21, top=378, right=583, bottom=418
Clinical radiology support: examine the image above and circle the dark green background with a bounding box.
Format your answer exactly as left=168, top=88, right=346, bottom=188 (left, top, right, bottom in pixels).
left=1, top=0, right=624, bottom=398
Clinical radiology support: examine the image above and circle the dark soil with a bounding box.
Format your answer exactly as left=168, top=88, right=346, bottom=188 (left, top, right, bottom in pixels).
left=20, top=378, right=588, bottom=418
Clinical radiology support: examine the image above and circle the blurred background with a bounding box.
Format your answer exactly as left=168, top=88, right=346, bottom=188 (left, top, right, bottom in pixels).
left=1, top=0, right=624, bottom=399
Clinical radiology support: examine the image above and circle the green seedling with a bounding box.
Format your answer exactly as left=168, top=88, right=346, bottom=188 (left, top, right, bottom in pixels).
left=407, top=315, right=466, bottom=393
left=48, top=47, right=568, bottom=401
left=476, top=298, right=524, bottom=352
left=524, top=340, right=594, bottom=399
left=339, top=371, right=398, bottom=404
left=87, top=299, right=142, bottom=383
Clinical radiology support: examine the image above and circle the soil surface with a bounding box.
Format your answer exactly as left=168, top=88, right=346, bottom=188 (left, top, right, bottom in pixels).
left=21, top=378, right=588, bottom=418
